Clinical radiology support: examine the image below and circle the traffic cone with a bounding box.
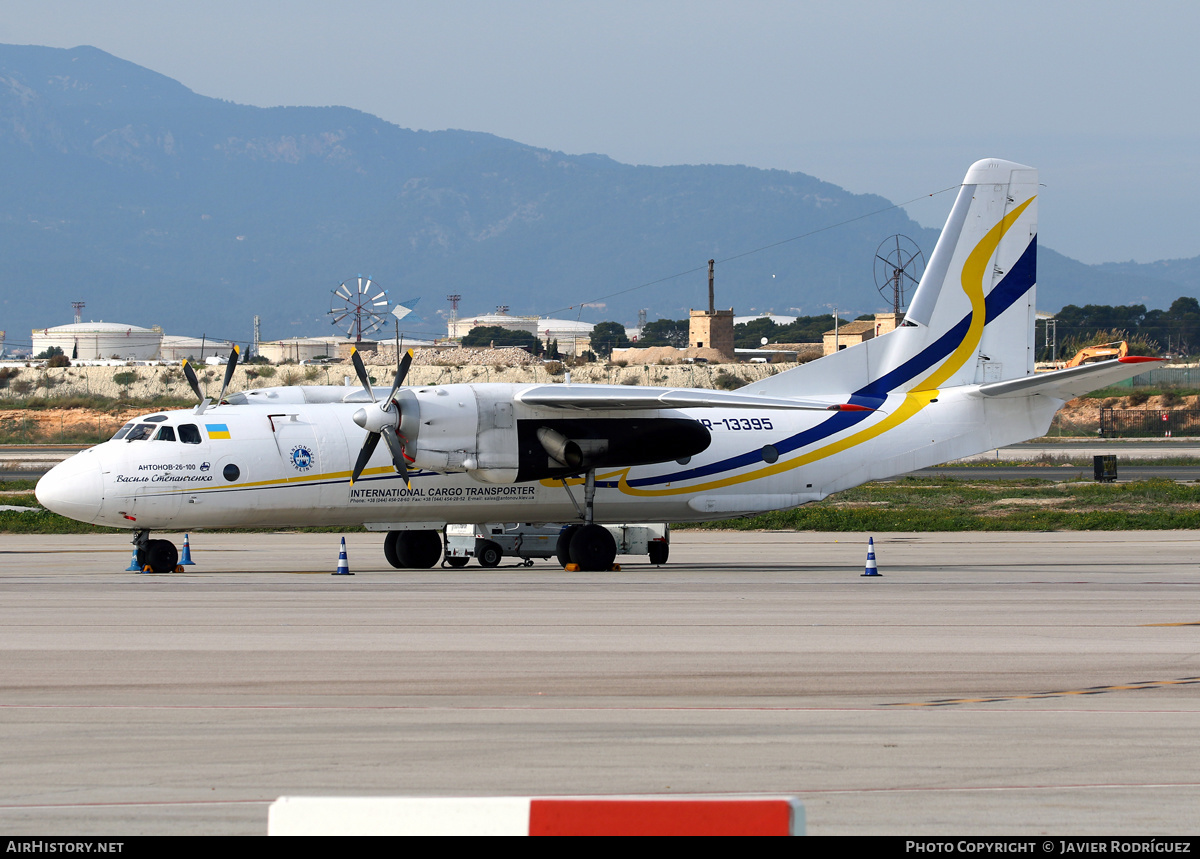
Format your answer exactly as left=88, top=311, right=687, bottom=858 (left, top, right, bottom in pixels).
left=125, top=546, right=141, bottom=572
left=179, top=533, right=195, bottom=565
left=333, top=536, right=353, bottom=575
left=862, top=536, right=881, bottom=576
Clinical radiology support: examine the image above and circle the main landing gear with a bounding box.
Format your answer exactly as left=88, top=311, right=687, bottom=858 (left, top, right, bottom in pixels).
left=131, top=530, right=180, bottom=574
left=383, top=530, right=443, bottom=569
left=556, top=469, right=618, bottom=572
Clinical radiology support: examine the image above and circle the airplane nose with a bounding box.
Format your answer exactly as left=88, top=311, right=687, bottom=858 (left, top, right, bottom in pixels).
left=36, top=452, right=104, bottom=523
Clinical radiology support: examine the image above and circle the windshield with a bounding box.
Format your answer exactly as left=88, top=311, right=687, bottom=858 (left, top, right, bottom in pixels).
left=124, top=424, right=155, bottom=442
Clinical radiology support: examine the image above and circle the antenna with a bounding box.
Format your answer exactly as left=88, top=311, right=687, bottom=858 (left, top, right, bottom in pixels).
left=71, top=302, right=85, bottom=325
left=874, top=235, right=925, bottom=315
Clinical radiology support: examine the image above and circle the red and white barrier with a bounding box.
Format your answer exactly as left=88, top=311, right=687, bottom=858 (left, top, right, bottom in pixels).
left=268, top=795, right=804, bottom=836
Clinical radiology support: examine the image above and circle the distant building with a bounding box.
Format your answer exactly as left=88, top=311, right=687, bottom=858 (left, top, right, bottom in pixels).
left=733, top=312, right=798, bottom=326
left=449, top=311, right=539, bottom=339
left=822, top=313, right=905, bottom=355
left=689, top=308, right=735, bottom=361
left=159, top=335, right=233, bottom=362
left=538, top=318, right=594, bottom=356
left=32, top=321, right=162, bottom=360
left=258, top=337, right=350, bottom=364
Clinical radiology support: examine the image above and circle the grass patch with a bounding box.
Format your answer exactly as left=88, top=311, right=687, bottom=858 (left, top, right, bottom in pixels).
left=8, top=476, right=1200, bottom=534
left=0, top=395, right=193, bottom=412
left=938, top=457, right=1200, bottom=468
left=678, top=477, right=1200, bottom=531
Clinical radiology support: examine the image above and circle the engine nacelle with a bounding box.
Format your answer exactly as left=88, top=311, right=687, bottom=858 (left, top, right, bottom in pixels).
left=402, top=385, right=520, bottom=484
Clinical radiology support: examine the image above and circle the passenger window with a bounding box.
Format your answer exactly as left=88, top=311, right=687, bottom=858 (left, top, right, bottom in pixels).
left=111, top=422, right=134, bottom=440
left=125, top=424, right=155, bottom=441
left=154, top=426, right=176, bottom=442
left=179, top=424, right=202, bottom=444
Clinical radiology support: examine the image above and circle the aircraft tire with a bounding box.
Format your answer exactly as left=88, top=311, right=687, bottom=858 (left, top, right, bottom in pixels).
left=145, top=539, right=178, bottom=574
left=477, top=541, right=503, bottom=568
left=444, top=556, right=470, bottom=568
left=555, top=525, right=581, bottom=568
left=647, top=542, right=669, bottom=565
left=569, top=524, right=617, bottom=572
left=398, top=531, right=442, bottom=569
left=383, top=531, right=403, bottom=569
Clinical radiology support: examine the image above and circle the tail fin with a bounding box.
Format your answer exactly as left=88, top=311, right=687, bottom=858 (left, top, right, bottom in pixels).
left=748, top=158, right=1038, bottom=401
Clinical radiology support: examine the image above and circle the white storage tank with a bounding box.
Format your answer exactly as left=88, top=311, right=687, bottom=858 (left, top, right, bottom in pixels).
left=159, top=335, right=233, bottom=362
left=32, top=322, right=162, bottom=360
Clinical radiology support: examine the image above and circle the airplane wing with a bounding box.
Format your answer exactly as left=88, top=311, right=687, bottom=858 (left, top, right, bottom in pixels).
left=513, top=384, right=872, bottom=412
left=976, top=356, right=1161, bottom=400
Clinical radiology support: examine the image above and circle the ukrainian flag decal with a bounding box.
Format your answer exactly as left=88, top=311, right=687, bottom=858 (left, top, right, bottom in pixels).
left=205, top=423, right=231, bottom=440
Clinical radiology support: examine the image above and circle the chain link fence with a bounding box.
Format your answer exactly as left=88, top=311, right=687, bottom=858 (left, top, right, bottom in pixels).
left=1099, top=408, right=1200, bottom=438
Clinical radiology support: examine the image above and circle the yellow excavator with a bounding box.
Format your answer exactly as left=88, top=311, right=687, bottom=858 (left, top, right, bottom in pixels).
left=1065, top=340, right=1128, bottom=368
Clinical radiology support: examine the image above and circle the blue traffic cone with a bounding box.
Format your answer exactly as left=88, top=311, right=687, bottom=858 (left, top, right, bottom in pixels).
left=125, top=546, right=141, bottom=572
left=333, top=536, right=353, bottom=575
left=179, top=533, right=195, bottom=565
left=862, top=536, right=881, bottom=577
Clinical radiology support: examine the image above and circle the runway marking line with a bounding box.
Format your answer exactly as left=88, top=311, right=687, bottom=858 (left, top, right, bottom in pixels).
left=884, top=676, right=1200, bottom=708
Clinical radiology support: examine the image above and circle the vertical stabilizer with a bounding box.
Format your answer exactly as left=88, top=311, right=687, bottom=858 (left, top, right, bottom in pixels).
left=748, top=159, right=1038, bottom=400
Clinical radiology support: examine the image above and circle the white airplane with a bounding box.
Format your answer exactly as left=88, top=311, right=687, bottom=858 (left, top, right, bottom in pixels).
left=37, top=159, right=1158, bottom=573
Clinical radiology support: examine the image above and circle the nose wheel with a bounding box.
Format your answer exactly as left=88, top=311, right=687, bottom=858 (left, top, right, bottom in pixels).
left=131, top=531, right=180, bottom=574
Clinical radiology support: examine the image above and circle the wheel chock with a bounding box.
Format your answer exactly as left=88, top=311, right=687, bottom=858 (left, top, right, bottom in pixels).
left=565, top=563, right=581, bottom=571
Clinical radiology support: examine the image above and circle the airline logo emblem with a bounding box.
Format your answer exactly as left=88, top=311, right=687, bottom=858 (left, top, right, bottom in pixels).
left=290, top=446, right=314, bottom=471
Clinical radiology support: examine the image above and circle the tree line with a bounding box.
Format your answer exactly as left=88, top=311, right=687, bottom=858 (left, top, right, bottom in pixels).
left=1040, top=297, right=1200, bottom=360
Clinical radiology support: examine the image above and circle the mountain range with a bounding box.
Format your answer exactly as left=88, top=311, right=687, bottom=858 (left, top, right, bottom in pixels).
left=1, top=43, right=1196, bottom=351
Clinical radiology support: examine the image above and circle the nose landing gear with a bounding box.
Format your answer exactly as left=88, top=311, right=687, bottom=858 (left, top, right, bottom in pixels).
left=131, top=530, right=181, bottom=574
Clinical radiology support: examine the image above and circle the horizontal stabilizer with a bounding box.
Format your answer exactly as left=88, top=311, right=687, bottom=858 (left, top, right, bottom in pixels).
left=515, top=385, right=871, bottom=412
left=976, top=357, right=1161, bottom=401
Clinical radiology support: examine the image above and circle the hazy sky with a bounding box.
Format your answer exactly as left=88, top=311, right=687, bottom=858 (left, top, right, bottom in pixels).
left=3, top=0, right=1198, bottom=265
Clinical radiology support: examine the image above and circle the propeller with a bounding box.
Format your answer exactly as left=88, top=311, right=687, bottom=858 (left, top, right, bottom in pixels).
left=349, top=346, right=415, bottom=486
left=187, top=345, right=239, bottom=414
left=216, top=345, right=240, bottom=404
left=181, top=360, right=203, bottom=402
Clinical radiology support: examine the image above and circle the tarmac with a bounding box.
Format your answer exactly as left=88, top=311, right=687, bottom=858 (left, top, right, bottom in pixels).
left=0, top=530, right=1198, bottom=835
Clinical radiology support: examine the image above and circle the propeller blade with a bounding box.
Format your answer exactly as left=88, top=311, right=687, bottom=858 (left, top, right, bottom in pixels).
left=349, top=346, right=376, bottom=403
left=181, top=360, right=203, bottom=402
left=383, top=349, right=414, bottom=405
left=380, top=424, right=411, bottom=488
left=397, top=348, right=414, bottom=385
left=216, top=345, right=240, bottom=404
left=351, top=431, right=381, bottom=485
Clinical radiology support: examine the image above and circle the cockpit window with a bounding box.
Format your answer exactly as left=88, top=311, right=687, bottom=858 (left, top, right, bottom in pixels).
left=124, top=423, right=155, bottom=442
left=154, top=426, right=176, bottom=442
left=179, top=424, right=202, bottom=444
left=142, top=415, right=168, bottom=422
left=111, top=422, right=134, bottom=440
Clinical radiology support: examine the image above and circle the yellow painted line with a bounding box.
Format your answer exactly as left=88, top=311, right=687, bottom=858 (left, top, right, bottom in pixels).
left=884, top=675, right=1200, bottom=708
left=1143, top=622, right=1200, bottom=627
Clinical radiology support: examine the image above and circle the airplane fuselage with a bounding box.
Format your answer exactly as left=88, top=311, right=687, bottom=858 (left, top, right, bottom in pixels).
left=36, top=380, right=1063, bottom=532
